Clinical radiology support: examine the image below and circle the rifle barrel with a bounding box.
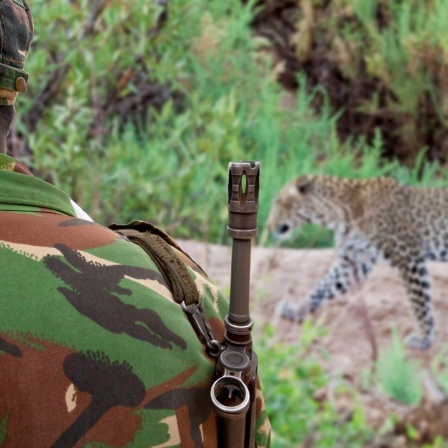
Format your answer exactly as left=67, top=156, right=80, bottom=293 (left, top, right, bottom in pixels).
left=227, top=161, right=260, bottom=328
left=210, top=161, right=260, bottom=448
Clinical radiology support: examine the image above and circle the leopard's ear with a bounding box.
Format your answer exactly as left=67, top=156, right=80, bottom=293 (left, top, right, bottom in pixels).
left=296, top=175, right=314, bottom=195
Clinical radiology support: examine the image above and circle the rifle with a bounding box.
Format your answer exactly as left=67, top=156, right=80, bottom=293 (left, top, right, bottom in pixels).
left=211, top=161, right=260, bottom=448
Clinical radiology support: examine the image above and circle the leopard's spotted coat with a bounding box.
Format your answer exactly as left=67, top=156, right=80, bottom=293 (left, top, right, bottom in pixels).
left=268, top=174, right=448, bottom=349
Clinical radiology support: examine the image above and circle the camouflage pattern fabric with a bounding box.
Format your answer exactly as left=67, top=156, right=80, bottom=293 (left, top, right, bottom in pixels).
left=0, top=153, right=271, bottom=447
left=0, top=0, right=34, bottom=105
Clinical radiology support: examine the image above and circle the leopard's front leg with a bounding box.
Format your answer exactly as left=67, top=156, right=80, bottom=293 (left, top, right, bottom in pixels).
left=398, top=259, right=435, bottom=350
left=278, top=238, right=378, bottom=321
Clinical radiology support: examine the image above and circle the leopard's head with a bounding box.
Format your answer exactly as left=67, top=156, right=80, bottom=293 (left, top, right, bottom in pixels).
left=267, top=174, right=350, bottom=240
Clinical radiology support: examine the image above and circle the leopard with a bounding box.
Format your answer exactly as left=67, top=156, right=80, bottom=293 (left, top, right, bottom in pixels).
left=267, top=174, right=448, bottom=350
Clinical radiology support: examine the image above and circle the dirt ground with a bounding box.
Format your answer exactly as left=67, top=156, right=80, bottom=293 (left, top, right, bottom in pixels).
left=179, top=240, right=448, bottom=442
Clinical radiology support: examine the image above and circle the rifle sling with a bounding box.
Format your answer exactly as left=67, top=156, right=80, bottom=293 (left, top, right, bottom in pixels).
left=115, top=228, right=199, bottom=306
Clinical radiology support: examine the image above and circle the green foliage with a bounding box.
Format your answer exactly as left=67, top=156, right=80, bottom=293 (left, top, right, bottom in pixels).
left=0, top=414, right=7, bottom=446
left=20, top=0, right=339, bottom=242
left=16, top=0, right=448, bottom=248
left=429, top=347, right=448, bottom=397
left=424, top=437, right=448, bottom=448
left=256, top=321, right=373, bottom=447
left=375, top=327, right=423, bottom=405
left=286, top=0, right=448, bottom=161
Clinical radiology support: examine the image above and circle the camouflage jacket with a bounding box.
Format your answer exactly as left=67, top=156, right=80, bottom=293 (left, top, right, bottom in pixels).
left=0, top=154, right=270, bottom=448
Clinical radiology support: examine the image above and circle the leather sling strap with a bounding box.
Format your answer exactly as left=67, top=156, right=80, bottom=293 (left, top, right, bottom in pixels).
left=114, top=227, right=222, bottom=357
left=114, top=228, right=199, bottom=306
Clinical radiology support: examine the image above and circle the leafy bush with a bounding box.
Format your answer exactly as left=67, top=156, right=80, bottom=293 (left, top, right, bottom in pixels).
left=430, top=348, right=448, bottom=398
left=251, top=0, right=448, bottom=164
left=256, top=321, right=373, bottom=447
left=17, top=0, right=343, bottom=242
left=375, top=327, right=423, bottom=405
left=424, top=437, right=448, bottom=448
left=12, top=0, right=448, bottom=247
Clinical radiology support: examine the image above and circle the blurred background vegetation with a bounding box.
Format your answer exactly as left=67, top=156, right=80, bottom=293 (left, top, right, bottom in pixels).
left=12, top=0, right=448, bottom=247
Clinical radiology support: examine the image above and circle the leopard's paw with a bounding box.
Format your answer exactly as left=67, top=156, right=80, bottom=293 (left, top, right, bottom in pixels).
left=405, top=332, right=432, bottom=350
left=276, top=300, right=308, bottom=322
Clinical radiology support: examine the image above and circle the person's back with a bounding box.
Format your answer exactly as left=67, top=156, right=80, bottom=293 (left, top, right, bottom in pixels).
left=0, top=158, right=230, bottom=446
left=0, top=3, right=270, bottom=447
